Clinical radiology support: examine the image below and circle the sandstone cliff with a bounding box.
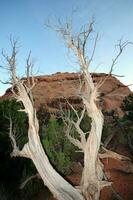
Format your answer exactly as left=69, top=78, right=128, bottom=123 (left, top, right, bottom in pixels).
left=0, top=72, right=131, bottom=115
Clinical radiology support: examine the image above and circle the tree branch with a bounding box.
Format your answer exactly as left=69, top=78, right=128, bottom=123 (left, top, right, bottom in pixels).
left=20, top=173, right=40, bottom=189
left=98, top=40, right=133, bottom=88
left=99, top=146, right=131, bottom=161
left=9, top=117, right=30, bottom=158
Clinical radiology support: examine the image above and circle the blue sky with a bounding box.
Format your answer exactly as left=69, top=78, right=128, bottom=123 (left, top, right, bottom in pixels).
left=0, top=0, right=133, bottom=95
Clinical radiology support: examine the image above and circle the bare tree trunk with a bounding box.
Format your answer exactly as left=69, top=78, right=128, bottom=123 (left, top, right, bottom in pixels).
left=54, top=21, right=109, bottom=200
left=24, top=127, right=84, bottom=200
left=11, top=82, right=84, bottom=200
left=79, top=69, right=104, bottom=200
left=10, top=84, right=84, bottom=200
left=3, top=39, right=84, bottom=200
left=80, top=111, right=104, bottom=200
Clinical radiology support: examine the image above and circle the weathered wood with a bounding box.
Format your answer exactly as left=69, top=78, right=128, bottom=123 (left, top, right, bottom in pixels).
left=11, top=78, right=84, bottom=200
left=6, top=40, right=84, bottom=200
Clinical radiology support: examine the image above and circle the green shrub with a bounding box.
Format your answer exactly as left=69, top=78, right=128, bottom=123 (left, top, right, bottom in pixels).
left=42, top=118, right=77, bottom=175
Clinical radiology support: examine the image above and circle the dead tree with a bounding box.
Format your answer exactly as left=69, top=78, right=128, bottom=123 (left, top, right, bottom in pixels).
left=54, top=21, right=107, bottom=200
left=49, top=20, right=132, bottom=200
left=1, top=39, right=84, bottom=200
left=1, top=26, right=132, bottom=200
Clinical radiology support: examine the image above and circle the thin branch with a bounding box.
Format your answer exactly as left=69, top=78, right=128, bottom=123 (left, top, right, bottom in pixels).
left=20, top=173, right=40, bottom=189
left=61, top=108, right=84, bottom=150
left=97, top=40, right=133, bottom=88
left=65, top=97, right=80, bottom=120
left=82, top=21, right=94, bottom=58
left=99, top=146, right=131, bottom=161
left=9, top=117, right=30, bottom=158
left=0, top=79, right=11, bottom=84
left=9, top=117, right=19, bottom=152
left=65, top=123, right=84, bottom=150
left=88, top=33, right=99, bottom=66
left=26, top=51, right=32, bottom=88
left=61, top=100, right=86, bottom=148
left=24, top=51, right=35, bottom=105
left=111, top=73, right=124, bottom=77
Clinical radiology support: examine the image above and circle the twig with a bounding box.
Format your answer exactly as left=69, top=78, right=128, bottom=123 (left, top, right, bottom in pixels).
left=20, top=173, right=40, bottom=189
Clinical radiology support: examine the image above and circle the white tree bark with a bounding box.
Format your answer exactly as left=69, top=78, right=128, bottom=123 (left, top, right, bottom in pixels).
left=80, top=69, right=104, bottom=200
left=3, top=40, right=84, bottom=200
left=55, top=21, right=111, bottom=200
left=20, top=125, right=84, bottom=200
left=10, top=79, right=84, bottom=200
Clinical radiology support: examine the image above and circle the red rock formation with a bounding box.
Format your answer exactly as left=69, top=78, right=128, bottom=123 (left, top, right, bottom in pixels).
left=0, top=72, right=131, bottom=115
